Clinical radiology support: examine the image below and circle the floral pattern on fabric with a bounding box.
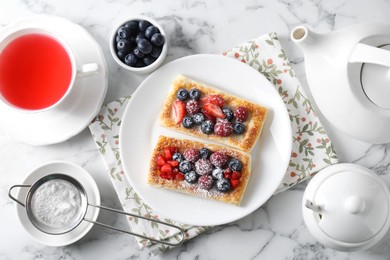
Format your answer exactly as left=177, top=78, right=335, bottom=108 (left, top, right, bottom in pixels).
left=223, top=32, right=337, bottom=192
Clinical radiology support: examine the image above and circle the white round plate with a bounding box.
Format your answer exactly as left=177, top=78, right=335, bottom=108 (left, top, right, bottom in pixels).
left=0, top=15, right=108, bottom=145
left=15, top=161, right=100, bottom=247
left=120, top=54, right=292, bottom=226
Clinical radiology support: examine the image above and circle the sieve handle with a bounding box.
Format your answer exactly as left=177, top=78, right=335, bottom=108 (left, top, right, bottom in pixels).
left=84, top=203, right=186, bottom=247
left=8, top=185, right=31, bottom=207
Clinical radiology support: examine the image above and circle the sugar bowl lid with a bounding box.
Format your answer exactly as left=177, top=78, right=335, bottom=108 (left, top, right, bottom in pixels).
left=302, top=163, right=390, bottom=251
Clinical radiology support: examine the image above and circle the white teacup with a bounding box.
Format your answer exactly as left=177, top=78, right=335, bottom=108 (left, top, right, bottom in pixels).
left=0, top=27, right=98, bottom=113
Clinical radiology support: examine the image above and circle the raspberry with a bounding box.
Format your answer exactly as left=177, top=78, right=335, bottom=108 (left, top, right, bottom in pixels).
left=195, top=158, right=213, bottom=175
left=198, top=175, right=214, bottom=190
left=186, top=100, right=200, bottom=115
left=214, top=120, right=233, bottom=137
left=210, top=152, right=229, bottom=167
left=234, top=107, right=249, bottom=122
left=183, top=148, right=200, bottom=162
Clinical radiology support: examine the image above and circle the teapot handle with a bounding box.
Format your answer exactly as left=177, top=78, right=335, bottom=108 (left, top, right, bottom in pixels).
left=350, top=43, right=390, bottom=68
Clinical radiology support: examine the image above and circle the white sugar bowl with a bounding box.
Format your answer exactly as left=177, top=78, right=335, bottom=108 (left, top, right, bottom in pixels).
left=302, top=163, right=390, bottom=251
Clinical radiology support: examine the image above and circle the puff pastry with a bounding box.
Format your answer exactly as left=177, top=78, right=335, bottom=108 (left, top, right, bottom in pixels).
left=148, top=135, right=251, bottom=205
left=159, top=75, right=268, bottom=153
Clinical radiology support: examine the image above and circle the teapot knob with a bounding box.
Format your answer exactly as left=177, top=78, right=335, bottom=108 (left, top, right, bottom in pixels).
left=344, top=196, right=365, bottom=214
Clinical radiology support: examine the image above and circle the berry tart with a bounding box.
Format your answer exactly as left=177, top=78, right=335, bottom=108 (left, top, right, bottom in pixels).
left=148, top=135, right=251, bottom=205
left=159, top=75, right=268, bottom=153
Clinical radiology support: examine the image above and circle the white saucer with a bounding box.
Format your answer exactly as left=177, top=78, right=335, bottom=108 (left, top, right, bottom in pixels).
left=0, top=15, right=108, bottom=145
left=15, top=161, right=100, bottom=247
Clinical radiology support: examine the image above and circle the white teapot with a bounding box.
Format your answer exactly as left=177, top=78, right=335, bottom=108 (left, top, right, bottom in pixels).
left=291, top=24, right=390, bottom=144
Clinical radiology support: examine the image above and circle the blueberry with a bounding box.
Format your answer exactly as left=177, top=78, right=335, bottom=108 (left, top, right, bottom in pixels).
left=228, top=158, right=242, bottom=172
left=139, top=20, right=152, bottom=32
left=124, top=53, right=138, bottom=67
left=116, top=51, right=127, bottom=61
left=150, top=46, right=162, bottom=59
left=212, top=168, right=224, bottom=180
left=201, top=120, right=215, bottom=134
left=216, top=178, right=231, bottom=192
left=143, top=56, right=156, bottom=66
left=185, top=171, right=199, bottom=184
left=135, top=32, right=147, bottom=43
left=179, top=160, right=192, bottom=173
left=182, top=116, right=194, bottom=128
left=172, top=152, right=184, bottom=162
left=137, top=39, right=153, bottom=54
left=222, top=107, right=234, bottom=121
left=233, top=122, right=246, bottom=134
left=115, top=35, right=121, bottom=43
left=117, top=26, right=132, bottom=39
left=124, top=21, right=139, bottom=35
left=133, top=48, right=145, bottom=58
left=192, top=113, right=205, bottom=125
left=199, top=147, right=212, bottom=159
left=116, top=39, right=133, bottom=53
left=151, top=33, right=165, bottom=46
left=189, top=88, right=201, bottom=100
left=145, top=26, right=159, bottom=39
left=176, top=88, right=189, bottom=101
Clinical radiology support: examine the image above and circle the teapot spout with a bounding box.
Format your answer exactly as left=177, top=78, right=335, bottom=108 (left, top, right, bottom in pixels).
left=291, top=26, right=322, bottom=53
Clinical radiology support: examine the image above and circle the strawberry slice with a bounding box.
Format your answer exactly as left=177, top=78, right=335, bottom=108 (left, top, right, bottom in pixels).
left=201, top=108, right=216, bottom=123
left=161, top=164, right=172, bottom=173
left=164, top=148, right=172, bottom=160
left=175, top=173, right=185, bottom=181
left=230, top=179, right=240, bottom=189
left=156, top=155, right=166, bottom=166
left=203, top=103, right=226, bottom=119
left=170, top=146, right=178, bottom=154
left=173, top=100, right=186, bottom=124
left=231, top=171, right=242, bottom=180
left=200, top=95, right=224, bottom=108
left=167, top=160, right=179, bottom=167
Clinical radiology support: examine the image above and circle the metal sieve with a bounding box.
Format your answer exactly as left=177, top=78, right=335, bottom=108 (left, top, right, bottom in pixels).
left=9, top=173, right=185, bottom=246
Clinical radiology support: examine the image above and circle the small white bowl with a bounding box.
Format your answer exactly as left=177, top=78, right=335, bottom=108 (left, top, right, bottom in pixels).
left=109, top=16, right=167, bottom=74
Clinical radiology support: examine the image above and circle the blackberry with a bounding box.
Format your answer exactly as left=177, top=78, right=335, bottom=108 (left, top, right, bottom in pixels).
left=222, top=107, right=234, bottom=122
left=216, top=178, right=231, bottom=192
left=176, top=88, right=189, bottom=101
left=182, top=116, right=194, bottom=128
left=199, top=147, right=212, bottom=159
left=179, top=160, right=192, bottom=173
left=185, top=171, right=199, bottom=184
left=228, top=158, right=242, bottom=172
left=201, top=120, right=214, bottom=134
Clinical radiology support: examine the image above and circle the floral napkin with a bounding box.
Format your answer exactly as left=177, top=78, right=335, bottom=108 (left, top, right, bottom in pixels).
left=88, top=32, right=338, bottom=255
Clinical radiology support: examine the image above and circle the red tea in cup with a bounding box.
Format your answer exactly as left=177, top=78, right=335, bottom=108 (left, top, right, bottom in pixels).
left=0, top=33, right=72, bottom=110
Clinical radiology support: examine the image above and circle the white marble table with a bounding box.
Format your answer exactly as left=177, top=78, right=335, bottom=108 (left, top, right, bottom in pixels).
left=1, top=0, right=390, bottom=259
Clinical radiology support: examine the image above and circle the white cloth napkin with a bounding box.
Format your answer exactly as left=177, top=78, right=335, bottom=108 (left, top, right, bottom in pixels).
left=88, top=32, right=338, bottom=255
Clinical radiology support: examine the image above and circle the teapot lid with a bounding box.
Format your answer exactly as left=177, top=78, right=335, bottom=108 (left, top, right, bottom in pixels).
left=303, top=163, right=390, bottom=251
left=361, top=44, right=390, bottom=109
